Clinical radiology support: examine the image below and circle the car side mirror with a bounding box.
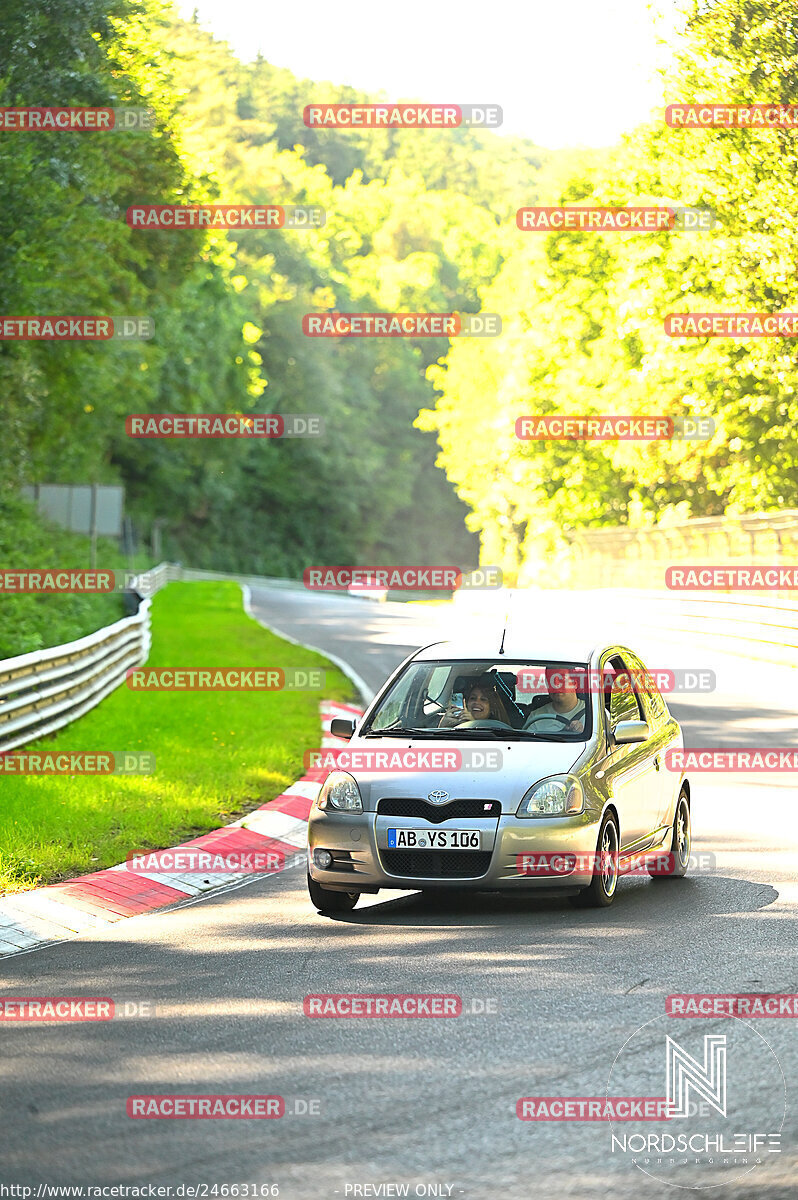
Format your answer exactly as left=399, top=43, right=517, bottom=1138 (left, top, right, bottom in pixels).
left=330, top=717, right=356, bottom=741
left=613, top=719, right=650, bottom=745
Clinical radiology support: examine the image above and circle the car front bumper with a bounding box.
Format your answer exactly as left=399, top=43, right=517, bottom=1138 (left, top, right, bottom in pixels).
left=307, top=807, right=604, bottom=892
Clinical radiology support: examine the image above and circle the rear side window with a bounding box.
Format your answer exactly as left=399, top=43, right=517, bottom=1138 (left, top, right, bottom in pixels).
left=627, top=652, right=669, bottom=730
left=605, top=654, right=644, bottom=726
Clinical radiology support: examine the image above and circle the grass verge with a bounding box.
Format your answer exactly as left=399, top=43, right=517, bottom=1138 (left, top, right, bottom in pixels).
left=0, top=581, right=356, bottom=893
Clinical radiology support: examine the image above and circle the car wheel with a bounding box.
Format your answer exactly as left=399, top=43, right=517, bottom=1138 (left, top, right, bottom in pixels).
left=569, top=812, right=620, bottom=909
left=307, top=872, right=360, bottom=913
left=649, top=790, right=690, bottom=880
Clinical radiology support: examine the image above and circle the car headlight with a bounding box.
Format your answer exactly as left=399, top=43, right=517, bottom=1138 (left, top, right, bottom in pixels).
left=517, top=774, right=584, bottom=818
left=316, top=770, right=363, bottom=813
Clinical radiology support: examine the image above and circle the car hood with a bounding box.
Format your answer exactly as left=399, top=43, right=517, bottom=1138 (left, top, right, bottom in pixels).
left=337, top=737, right=586, bottom=812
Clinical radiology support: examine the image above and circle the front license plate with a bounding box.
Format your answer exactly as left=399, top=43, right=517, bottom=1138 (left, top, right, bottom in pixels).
left=387, top=828, right=481, bottom=850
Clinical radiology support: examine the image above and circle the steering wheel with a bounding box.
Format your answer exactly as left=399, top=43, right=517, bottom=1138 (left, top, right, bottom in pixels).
left=526, top=711, right=581, bottom=730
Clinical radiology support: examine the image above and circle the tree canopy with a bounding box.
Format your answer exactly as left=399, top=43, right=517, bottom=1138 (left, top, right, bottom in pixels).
left=2, top=0, right=796, bottom=652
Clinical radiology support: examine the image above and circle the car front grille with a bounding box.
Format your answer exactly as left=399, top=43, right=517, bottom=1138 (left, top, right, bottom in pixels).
left=380, top=849, right=493, bottom=879
left=377, top=798, right=500, bottom=823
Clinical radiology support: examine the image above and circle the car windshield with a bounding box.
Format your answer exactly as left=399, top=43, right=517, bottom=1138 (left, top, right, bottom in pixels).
left=362, top=659, right=593, bottom=741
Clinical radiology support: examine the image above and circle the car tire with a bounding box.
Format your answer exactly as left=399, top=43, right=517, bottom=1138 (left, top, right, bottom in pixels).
left=307, top=872, right=360, bottom=914
left=649, top=790, right=690, bottom=880
left=569, top=812, right=620, bottom=909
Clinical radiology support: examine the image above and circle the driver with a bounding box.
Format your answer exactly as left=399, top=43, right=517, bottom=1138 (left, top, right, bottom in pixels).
left=523, top=667, right=586, bottom=733
left=462, top=678, right=512, bottom=724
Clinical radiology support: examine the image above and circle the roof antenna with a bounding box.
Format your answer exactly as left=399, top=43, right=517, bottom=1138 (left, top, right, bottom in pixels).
left=498, top=589, right=512, bottom=656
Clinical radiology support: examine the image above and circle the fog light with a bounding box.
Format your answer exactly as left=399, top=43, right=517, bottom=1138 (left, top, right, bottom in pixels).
left=315, top=849, right=334, bottom=869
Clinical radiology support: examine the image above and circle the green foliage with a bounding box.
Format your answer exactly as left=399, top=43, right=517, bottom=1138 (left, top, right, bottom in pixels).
left=3, top=0, right=552, bottom=620
left=0, top=494, right=127, bottom=657
left=8, top=0, right=791, bottom=626
left=420, top=0, right=798, bottom=576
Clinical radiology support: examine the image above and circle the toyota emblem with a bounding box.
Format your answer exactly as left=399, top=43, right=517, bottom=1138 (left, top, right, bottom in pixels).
left=427, top=790, right=450, bottom=805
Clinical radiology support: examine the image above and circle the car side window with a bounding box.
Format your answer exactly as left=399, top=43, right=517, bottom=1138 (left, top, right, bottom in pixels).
left=607, top=655, right=644, bottom=727
left=422, top=666, right=450, bottom=716
left=369, top=666, right=425, bottom=730
left=626, top=652, right=668, bottom=730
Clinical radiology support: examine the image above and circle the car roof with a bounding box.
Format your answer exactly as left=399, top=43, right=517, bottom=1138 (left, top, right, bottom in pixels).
left=410, top=638, right=608, bottom=663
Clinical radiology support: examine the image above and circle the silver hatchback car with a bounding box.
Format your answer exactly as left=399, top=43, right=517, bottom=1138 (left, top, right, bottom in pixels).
left=307, top=636, right=691, bottom=912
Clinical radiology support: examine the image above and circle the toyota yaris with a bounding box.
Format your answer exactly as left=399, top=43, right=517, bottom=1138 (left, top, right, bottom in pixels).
left=307, top=637, right=691, bottom=912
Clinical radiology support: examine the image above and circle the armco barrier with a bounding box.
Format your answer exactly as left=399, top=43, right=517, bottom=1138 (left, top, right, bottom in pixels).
left=536, top=510, right=798, bottom=592
left=0, top=563, right=180, bottom=754
left=180, top=566, right=300, bottom=589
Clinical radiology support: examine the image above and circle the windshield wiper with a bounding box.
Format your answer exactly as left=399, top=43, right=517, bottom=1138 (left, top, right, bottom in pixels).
left=509, top=730, right=581, bottom=741
left=364, top=726, right=505, bottom=739
left=364, top=725, right=585, bottom=742
left=407, top=725, right=507, bottom=737
left=363, top=726, right=428, bottom=737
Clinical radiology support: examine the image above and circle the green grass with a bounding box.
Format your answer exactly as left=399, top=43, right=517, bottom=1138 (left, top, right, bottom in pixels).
left=0, top=581, right=356, bottom=893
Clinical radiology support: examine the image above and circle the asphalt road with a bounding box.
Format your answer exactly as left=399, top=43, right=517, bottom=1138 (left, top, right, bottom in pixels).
left=1, top=586, right=796, bottom=1198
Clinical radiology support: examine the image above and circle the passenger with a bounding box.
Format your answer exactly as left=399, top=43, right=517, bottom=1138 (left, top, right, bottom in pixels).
left=524, top=667, right=586, bottom=733
left=461, top=678, right=512, bottom=725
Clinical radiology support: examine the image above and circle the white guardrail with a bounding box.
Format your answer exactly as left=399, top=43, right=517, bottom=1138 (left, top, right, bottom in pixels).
left=0, top=562, right=181, bottom=754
